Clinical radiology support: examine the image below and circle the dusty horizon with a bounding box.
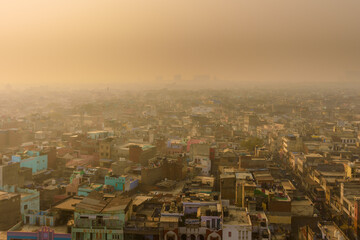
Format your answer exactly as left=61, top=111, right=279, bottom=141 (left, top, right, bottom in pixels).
left=1, top=0, right=360, bottom=87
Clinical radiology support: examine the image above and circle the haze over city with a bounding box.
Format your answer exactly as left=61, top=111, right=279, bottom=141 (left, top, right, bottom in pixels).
left=1, top=0, right=360, bottom=89
left=2, top=1, right=360, bottom=240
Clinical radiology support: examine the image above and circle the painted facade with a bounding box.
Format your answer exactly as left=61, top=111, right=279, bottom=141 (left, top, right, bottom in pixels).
left=0, top=186, right=40, bottom=220
left=12, top=151, right=48, bottom=174
left=105, top=176, right=126, bottom=191
left=105, top=176, right=139, bottom=192
left=23, top=210, right=56, bottom=227
left=7, top=226, right=70, bottom=240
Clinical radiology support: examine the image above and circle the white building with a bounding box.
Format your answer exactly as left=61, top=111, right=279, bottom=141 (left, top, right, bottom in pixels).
left=193, top=155, right=211, bottom=176
left=222, top=207, right=252, bottom=240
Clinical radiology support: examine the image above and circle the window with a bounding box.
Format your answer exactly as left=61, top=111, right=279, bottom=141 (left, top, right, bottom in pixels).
left=24, top=205, right=28, bottom=210
left=113, top=234, right=120, bottom=240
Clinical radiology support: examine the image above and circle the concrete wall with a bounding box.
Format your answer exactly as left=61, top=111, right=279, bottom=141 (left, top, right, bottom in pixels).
left=239, top=156, right=267, bottom=169
left=220, top=176, right=236, bottom=204
left=141, top=160, right=185, bottom=186
left=291, top=202, right=314, bottom=217
left=141, top=166, right=164, bottom=185
left=0, top=193, right=21, bottom=230
left=0, top=186, right=40, bottom=216
left=268, top=200, right=291, bottom=213
left=0, top=162, right=21, bottom=187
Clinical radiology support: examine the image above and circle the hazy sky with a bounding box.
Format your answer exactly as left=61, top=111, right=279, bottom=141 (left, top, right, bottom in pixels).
left=1, top=0, right=360, bottom=88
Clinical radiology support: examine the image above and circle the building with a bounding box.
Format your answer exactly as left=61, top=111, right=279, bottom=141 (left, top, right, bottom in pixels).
left=23, top=210, right=56, bottom=226
left=0, top=191, right=21, bottom=230
left=291, top=196, right=314, bottom=217
left=87, top=130, right=113, bottom=140
left=117, top=143, right=157, bottom=164
left=239, top=156, right=267, bottom=169
left=141, top=157, right=186, bottom=186
left=179, top=193, right=223, bottom=240
left=0, top=128, right=22, bottom=149
left=318, top=221, right=349, bottom=240
left=12, top=151, right=48, bottom=174
left=222, top=207, right=252, bottom=240
left=105, top=175, right=139, bottom=192
left=72, top=191, right=132, bottom=240
left=7, top=226, right=71, bottom=240
left=220, top=174, right=236, bottom=204
left=235, top=172, right=256, bottom=208
left=249, top=211, right=271, bottom=240
left=0, top=161, right=23, bottom=187
left=99, top=137, right=115, bottom=160
left=0, top=185, right=40, bottom=221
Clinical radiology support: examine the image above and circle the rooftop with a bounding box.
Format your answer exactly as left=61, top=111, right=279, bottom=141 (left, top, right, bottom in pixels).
left=52, top=197, right=83, bottom=211
left=318, top=222, right=349, bottom=240
left=223, top=207, right=251, bottom=226
left=0, top=191, right=19, bottom=200
left=75, top=191, right=131, bottom=213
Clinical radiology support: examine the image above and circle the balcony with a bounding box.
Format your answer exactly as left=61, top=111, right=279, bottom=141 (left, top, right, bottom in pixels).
left=75, top=218, right=123, bottom=229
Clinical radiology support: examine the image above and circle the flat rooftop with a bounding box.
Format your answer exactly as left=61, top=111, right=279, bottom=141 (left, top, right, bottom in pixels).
left=281, top=180, right=296, bottom=191
left=223, top=207, right=251, bottom=226
left=52, top=197, right=83, bottom=211
left=0, top=191, right=18, bottom=200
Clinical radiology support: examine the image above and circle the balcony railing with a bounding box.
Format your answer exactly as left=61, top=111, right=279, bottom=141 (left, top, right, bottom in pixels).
left=75, top=218, right=123, bottom=229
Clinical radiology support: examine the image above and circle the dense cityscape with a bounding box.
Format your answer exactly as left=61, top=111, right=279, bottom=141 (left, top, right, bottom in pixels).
left=2, top=0, right=360, bottom=239
left=0, top=88, right=359, bottom=239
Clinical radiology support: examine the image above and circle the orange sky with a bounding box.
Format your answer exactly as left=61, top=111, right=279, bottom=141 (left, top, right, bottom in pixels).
left=1, top=0, right=360, bottom=87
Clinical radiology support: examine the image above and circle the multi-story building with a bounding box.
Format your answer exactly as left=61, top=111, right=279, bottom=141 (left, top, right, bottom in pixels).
left=104, top=175, right=139, bottom=192
left=235, top=172, right=256, bottom=208
left=0, top=191, right=21, bottom=230
left=7, top=226, right=71, bottom=240
left=0, top=161, right=23, bottom=187
left=222, top=207, right=252, bottom=240
left=99, top=137, right=114, bottom=160
left=71, top=191, right=132, bottom=240
left=0, top=185, right=40, bottom=221
left=11, top=151, right=48, bottom=174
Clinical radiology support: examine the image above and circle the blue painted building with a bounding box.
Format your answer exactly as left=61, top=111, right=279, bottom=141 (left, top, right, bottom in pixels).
left=127, top=178, right=139, bottom=191
left=78, top=183, right=103, bottom=197
left=105, top=176, right=125, bottom=191
left=0, top=185, right=40, bottom=221
left=23, top=210, right=56, bottom=226
left=12, top=151, right=48, bottom=174
left=105, top=175, right=139, bottom=192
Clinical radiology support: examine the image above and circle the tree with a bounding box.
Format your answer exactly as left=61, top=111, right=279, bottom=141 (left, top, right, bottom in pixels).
left=241, top=137, right=264, bottom=152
